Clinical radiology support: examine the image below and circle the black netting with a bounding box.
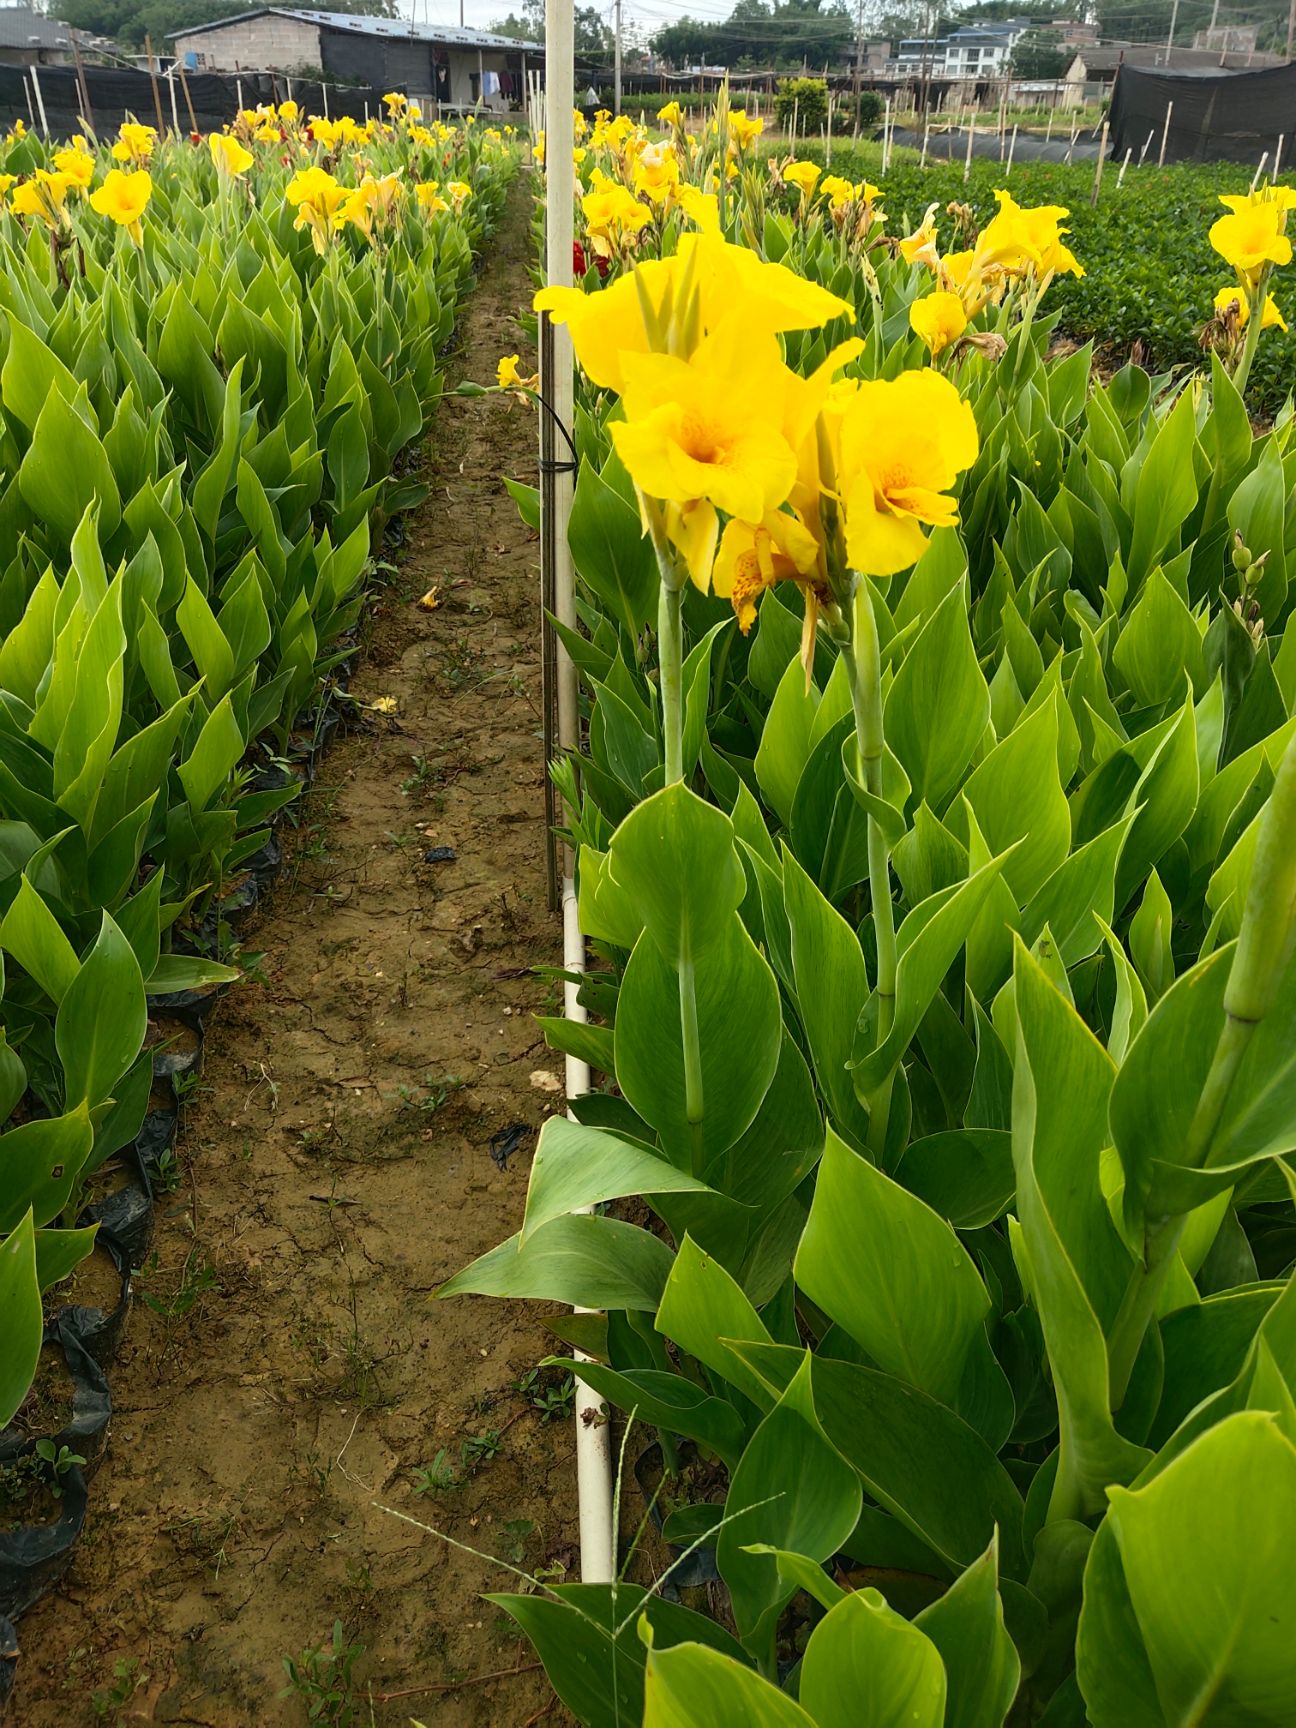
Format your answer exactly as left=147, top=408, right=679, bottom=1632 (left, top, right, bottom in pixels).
left=0, top=63, right=389, bottom=136
left=1109, top=61, right=1296, bottom=166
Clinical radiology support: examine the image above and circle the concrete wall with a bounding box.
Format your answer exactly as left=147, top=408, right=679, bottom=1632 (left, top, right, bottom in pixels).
left=174, top=16, right=322, bottom=75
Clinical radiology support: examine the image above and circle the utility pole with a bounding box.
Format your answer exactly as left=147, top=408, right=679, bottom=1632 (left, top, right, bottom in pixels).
left=614, top=0, right=622, bottom=113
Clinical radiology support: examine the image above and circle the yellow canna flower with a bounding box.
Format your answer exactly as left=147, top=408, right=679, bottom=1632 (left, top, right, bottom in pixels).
left=285, top=165, right=347, bottom=253
left=728, top=108, right=763, bottom=150
left=900, top=205, right=941, bottom=268
left=111, top=120, right=156, bottom=164
left=611, top=321, right=799, bottom=568
left=838, top=370, right=979, bottom=576
left=416, top=180, right=447, bottom=213
left=210, top=131, right=255, bottom=176
left=383, top=91, right=408, bottom=113
left=583, top=184, right=650, bottom=260
left=448, top=180, right=472, bottom=213
left=632, top=140, right=679, bottom=205
left=781, top=159, right=821, bottom=198
left=909, top=290, right=969, bottom=357
left=535, top=234, right=851, bottom=395
left=1210, top=201, right=1291, bottom=283
left=12, top=171, right=73, bottom=228
left=713, top=510, right=820, bottom=633
left=52, top=147, right=93, bottom=192
left=0, top=174, right=15, bottom=198
left=657, top=99, right=683, bottom=126
left=977, top=189, right=1083, bottom=280
left=88, top=167, right=151, bottom=245
left=1213, top=285, right=1287, bottom=331
left=1218, top=187, right=1296, bottom=214
left=497, top=353, right=539, bottom=394
left=279, top=99, right=299, bottom=123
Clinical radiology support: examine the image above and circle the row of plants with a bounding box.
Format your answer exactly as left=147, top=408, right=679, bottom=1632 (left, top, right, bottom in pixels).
left=807, top=143, right=1296, bottom=411
left=444, top=99, right=1296, bottom=1724
left=0, top=101, right=518, bottom=1629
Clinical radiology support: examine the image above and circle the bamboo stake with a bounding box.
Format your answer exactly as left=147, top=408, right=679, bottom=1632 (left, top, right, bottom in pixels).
left=1158, top=99, right=1173, bottom=167
left=170, top=73, right=179, bottom=136
left=1091, top=118, right=1109, bottom=205
left=29, top=64, right=51, bottom=136
left=71, top=30, right=95, bottom=135
left=321, top=80, right=330, bottom=120
left=236, top=76, right=244, bottom=114
left=1275, top=134, right=1285, bottom=179
left=1138, top=125, right=1154, bottom=164
left=1251, top=149, right=1269, bottom=191
left=964, top=108, right=975, bottom=181
left=920, top=116, right=930, bottom=165
left=1116, top=144, right=1132, bottom=186
left=1006, top=122, right=1017, bottom=174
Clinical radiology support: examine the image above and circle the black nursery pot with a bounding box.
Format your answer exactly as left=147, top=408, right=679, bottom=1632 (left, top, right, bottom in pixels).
left=79, top=1141, right=155, bottom=1268
left=0, top=1464, right=88, bottom=1621
left=0, top=1319, right=112, bottom=1478
left=0, top=1611, right=16, bottom=1709
left=51, top=1227, right=132, bottom=1371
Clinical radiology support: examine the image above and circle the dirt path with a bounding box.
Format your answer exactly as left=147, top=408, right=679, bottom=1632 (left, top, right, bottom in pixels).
left=20, top=177, right=577, bottom=1728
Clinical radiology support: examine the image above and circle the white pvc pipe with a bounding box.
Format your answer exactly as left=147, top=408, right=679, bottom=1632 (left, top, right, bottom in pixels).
left=544, top=0, right=615, bottom=1589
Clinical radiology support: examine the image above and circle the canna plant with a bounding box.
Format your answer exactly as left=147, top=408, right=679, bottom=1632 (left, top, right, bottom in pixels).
left=0, top=112, right=519, bottom=1444
left=448, top=113, right=1296, bottom=1725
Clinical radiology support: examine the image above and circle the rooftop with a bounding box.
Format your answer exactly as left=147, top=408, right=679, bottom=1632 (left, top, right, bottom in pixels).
left=1074, top=43, right=1286, bottom=72
left=0, top=5, right=72, bottom=50
left=170, top=8, right=542, bottom=52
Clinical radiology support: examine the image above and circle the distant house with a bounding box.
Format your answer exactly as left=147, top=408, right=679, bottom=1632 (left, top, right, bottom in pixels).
left=170, top=8, right=539, bottom=112
left=1062, top=42, right=1287, bottom=106
left=0, top=7, right=75, bottom=67
left=890, top=21, right=1029, bottom=80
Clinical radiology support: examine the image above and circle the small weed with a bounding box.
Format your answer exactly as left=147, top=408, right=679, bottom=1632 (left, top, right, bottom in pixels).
left=34, top=1439, right=85, bottom=1496
left=412, top=1447, right=460, bottom=1494
left=343, top=1558, right=372, bottom=1600
left=513, top=1366, right=576, bottom=1423
left=385, top=1073, right=466, bottom=1117
left=400, top=754, right=439, bottom=798
left=91, top=1657, right=144, bottom=1724
left=133, top=1247, right=219, bottom=1320
left=280, top=1622, right=364, bottom=1727
left=500, top=1517, right=535, bottom=1565
left=151, top=1147, right=182, bottom=1194
left=461, top=1427, right=502, bottom=1469
left=171, top=1071, right=208, bottom=1104
left=163, top=1509, right=236, bottom=1575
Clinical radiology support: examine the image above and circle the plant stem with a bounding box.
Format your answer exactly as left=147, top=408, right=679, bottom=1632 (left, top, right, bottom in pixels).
left=1232, top=264, right=1272, bottom=399
left=1109, top=732, right=1296, bottom=1404
left=678, top=947, right=706, bottom=1175
left=839, top=579, right=896, bottom=1159
left=657, top=574, right=685, bottom=785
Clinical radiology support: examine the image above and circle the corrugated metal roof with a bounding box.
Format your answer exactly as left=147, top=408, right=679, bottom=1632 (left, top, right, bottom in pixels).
left=0, top=6, right=72, bottom=50
left=171, top=7, right=542, bottom=51
left=1074, top=43, right=1285, bottom=73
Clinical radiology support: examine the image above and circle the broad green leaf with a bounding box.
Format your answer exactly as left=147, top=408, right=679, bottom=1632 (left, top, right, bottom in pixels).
left=755, top=655, right=820, bottom=829
left=520, top=1116, right=709, bottom=1244
left=783, top=847, right=872, bottom=1147
left=656, top=1234, right=775, bottom=1411
left=1080, top=1414, right=1296, bottom=1728
left=0, top=1107, right=95, bottom=1232
left=643, top=1635, right=815, bottom=1727
left=492, top=1585, right=750, bottom=1728
left=607, top=783, right=744, bottom=964
left=886, top=583, right=989, bottom=813
left=55, top=913, right=147, bottom=1109
left=1112, top=567, right=1203, bottom=708
left=558, top=1361, right=748, bottom=1468
left=0, top=873, right=79, bottom=1002
left=144, top=955, right=242, bottom=994
left=914, top=1537, right=1021, bottom=1728
left=800, top=1588, right=947, bottom=1728
left=0, top=1211, right=41, bottom=1429
left=1012, top=944, right=1149, bottom=1521
left=438, top=1214, right=674, bottom=1312
left=717, top=1352, right=862, bottom=1656
left=959, top=698, right=1070, bottom=904
left=795, top=1130, right=999, bottom=1417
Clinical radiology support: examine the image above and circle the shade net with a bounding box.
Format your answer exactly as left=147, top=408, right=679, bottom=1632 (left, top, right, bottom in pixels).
left=0, top=64, right=386, bottom=136
left=1109, top=61, right=1296, bottom=165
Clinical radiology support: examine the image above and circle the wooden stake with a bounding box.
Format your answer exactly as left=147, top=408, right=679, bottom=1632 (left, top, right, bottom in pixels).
left=178, top=61, right=199, bottom=135
left=1116, top=144, right=1132, bottom=186
left=1251, top=149, right=1269, bottom=190
left=1006, top=122, right=1017, bottom=174
left=144, top=34, right=166, bottom=136
left=169, top=73, right=179, bottom=135
left=1158, top=99, right=1173, bottom=167
left=28, top=63, right=48, bottom=136
left=964, top=107, right=975, bottom=181
left=71, top=29, right=96, bottom=135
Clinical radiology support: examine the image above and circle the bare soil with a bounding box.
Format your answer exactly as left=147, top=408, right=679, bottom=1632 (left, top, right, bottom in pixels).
left=16, top=178, right=579, bottom=1728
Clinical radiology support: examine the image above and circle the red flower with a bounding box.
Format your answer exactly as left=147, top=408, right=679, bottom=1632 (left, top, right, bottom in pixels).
left=572, top=239, right=587, bottom=276
left=594, top=254, right=609, bottom=278
left=190, top=131, right=201, bottom=145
